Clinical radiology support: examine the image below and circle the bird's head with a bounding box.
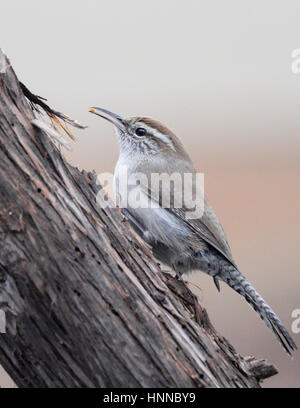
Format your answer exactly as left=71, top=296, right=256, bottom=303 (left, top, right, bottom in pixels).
left=89, top=107, right=189, bottom=160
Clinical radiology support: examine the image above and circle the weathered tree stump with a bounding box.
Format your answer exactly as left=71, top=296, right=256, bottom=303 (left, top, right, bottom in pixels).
left=0, top=50, right=277, bottom=388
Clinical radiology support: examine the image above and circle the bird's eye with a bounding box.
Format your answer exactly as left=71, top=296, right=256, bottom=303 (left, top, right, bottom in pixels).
left=135, top=127, right=147, bottom=137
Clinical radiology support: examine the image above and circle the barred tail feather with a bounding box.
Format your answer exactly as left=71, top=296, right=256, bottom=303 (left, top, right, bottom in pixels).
left=221, top=268, right=297, bottom=355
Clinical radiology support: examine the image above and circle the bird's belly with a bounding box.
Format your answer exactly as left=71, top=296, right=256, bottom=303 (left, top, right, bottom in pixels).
left=114, top=171, right=206, bottom=269
left=123, top=189, right=202, bottom=256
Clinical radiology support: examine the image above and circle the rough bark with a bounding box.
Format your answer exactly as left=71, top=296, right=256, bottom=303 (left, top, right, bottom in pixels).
left=0, top=50, right=277, bottom=388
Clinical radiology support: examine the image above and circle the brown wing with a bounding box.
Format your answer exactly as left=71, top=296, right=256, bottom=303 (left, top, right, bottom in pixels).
left=164, top=204, right=237, bottom=268
left=139, top=182, right=237, bottom=268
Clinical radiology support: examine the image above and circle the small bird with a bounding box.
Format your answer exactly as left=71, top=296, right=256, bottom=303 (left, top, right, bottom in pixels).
left=89, top=107, right=297, bottom=355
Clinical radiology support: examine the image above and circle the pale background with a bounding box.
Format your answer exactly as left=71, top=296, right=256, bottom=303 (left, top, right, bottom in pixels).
left=1, top=0, right=299, bottom=388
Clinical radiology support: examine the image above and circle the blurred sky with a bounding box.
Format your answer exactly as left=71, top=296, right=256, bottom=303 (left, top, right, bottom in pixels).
left=0, top=0, right=300, bottom=387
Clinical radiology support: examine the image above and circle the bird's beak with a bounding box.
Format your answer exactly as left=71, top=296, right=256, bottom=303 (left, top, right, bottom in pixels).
left=89, top=107, right=126, bottom=132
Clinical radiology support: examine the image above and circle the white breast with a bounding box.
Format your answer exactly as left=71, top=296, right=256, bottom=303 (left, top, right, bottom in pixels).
left=114, top=156, right=191, bottom=252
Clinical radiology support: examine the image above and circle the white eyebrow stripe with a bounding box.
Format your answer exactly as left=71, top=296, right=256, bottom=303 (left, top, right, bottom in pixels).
left=139, top=124, right=176, bottom=152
